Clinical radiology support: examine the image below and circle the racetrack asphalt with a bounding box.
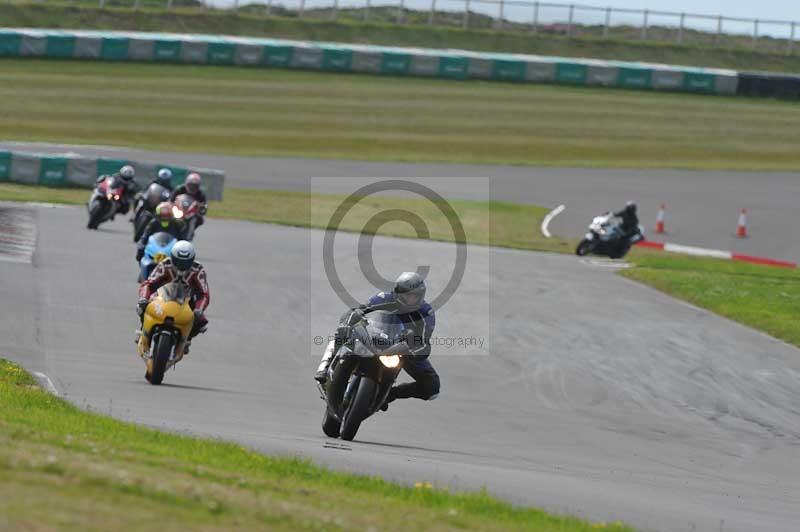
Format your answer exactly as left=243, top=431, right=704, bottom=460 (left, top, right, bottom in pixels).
left=2, top=203, right=799, bottom=532
left=2, top=141, right=799, bottom=262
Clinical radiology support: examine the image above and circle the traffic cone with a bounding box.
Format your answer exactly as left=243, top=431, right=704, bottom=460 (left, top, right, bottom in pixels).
left=654, top=204, right=666, bottom=234
left=736, top=208, right=748, bottom=238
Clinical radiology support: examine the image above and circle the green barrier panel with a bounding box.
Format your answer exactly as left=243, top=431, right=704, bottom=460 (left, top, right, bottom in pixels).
left=0, top=32, right=22, bottom=56
left=39, top=157, right=69, bottom=187
left=322, top=49, right=352, bottom=71
left=158, top=165, right=187, bottom=188
left=618, top=68, right=653, bottom=89
left=100, top=37, right=130, bottom=61
left=381, top=53, right=410, bottom=75
left=684, top=72, right=716, bottom=92
left=491, top=60, right=526, bottom=81
left=555, top=63, right=588, bottom=84
left=207, top=42, right=236, bottom=65
left=154, top=40, right=182, bottom=61
left=45, top=35, right=76, bottom=58
left=0, top=151, right=11, bottom=181
left=438, top=56, right=469, bottom=79
left=97, top=158, right=128, bottom=177
left=264, top=45, right=293, bottom=67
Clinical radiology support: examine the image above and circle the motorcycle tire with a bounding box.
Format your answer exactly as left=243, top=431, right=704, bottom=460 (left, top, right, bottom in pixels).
left=340, top=377, right=376, bottom=441
left=321, top=409, right=341, bottom=438
left=87, top=201, right=104, bottom=230
left=575, top=239, right=593, bottom=256
left=133, top=211, right=149, bottom=242
left=149, top=333, right=173, bottom=385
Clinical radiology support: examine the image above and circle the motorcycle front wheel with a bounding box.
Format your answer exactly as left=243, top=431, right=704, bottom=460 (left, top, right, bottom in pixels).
left=575, top=239, right=593, bottom=256
left=148, top=333, right=174, bottom=385
left=87, top=200, right=105, bottom=229
left=340, top=377, right=376, bottom=441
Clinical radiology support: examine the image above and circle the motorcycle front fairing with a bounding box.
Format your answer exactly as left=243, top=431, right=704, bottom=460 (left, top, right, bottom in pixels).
left=139, top=232, right=177, bottom=280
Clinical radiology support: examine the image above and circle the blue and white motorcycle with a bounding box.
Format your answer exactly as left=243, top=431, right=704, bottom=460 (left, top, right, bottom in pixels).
left=138, top=232, right=177, bottom=282
left=575, top=212, right=644, bottom=259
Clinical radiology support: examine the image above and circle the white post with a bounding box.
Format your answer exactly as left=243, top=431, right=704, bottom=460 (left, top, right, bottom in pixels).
left=429, top=0, right=436, bottom=25
left=398, top=0, right=404, bottom=24
left=531, top=1, right=539, bottom=34
left=332, top=0, right=338, bottom=20
left=641, top=9, right=648, bottom=40
left=678, top=13, right=684, bottom=44
left=234, top=0, right=239, bottom=9
left=789, top=22, right=796, bottom=54
left=753, top=19, right=759, bottom=45
left=567, top=4, right=574, bottom=37
left=266, top=0, right=273, bottom=16
left=364, top=0, right=370, bottom=22
left=716, top=15, right=723, bottom=45
left=498, top=0, right=505, bottom=29
left=299, top=0, right=305, bottom=18
left=603, top=7, right=611, bottom=39
left=463, top=0, right=469, bottom=29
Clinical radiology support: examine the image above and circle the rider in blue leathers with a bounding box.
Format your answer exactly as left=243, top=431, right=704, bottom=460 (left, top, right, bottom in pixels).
left=315, top=272, right=440, bottom=409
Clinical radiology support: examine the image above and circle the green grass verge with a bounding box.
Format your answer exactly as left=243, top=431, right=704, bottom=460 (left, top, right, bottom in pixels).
left=0, top=359, right=632, bottom=531
left=3, top=3, right=800, bottom=72
left=620, top=251, right=800, bottom=348
left=3, top=59, right=800, bottom=170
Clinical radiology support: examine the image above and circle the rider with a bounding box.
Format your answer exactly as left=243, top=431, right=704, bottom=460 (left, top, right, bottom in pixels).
left=136, top=240, right=210, bottom=353
left=97, top=164, right=137, bottom=216
left=613, top=201, right=640, bottom=238
left=315, top=272, right=439, bottom=409
left=170, top=172, right=208, bottom=228
left=131, top=168, right=173, bottom=221
left=135, top=202, right=184, bottom=262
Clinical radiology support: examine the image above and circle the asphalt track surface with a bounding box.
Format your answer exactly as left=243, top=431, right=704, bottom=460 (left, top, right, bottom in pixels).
left=2, top=203, right=800, bottom=532
left=3, top=141, right=799, bottom=262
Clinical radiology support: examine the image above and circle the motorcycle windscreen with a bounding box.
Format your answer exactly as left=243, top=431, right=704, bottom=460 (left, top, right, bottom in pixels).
left=364, top=311, right=406, bottom=352
left=150, top=232, right=175, bottom=248
left=158, top=282, right=188, bottom=305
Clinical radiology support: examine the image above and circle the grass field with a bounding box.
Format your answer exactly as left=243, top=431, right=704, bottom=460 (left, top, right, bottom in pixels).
left=2, top=183, right=796, bottom=350
left=3, top=59, right=800, bottom=170
left=0, top=359, right=631, bottom=531
left=3, top=3, right=800, bottom=72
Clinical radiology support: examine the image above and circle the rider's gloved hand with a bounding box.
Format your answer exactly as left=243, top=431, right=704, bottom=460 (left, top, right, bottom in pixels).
left=136, top=298, right=148, bottom=317
left=343, top=309, right=365, bottom=327
left=135, top=246, right=144, bottom=262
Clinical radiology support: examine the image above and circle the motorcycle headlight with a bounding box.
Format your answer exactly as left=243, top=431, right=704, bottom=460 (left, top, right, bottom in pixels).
left=172, top=206, right=184, bottom=219
left=114, top=194, right=120, bottom=201
left=379, top=355, right=401, bottom=368
left=106, top=193, right=114, bottom=200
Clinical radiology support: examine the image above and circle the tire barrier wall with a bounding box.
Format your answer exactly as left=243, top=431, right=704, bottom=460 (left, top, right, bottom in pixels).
left=736, top=72, right=800, bottom=99
left=0, top=150, right=226, bottom=200
left=0, top=28, right=740, bottom=96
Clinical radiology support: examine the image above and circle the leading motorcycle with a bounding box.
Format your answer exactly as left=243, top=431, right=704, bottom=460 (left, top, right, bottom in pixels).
left=575, top=212, right=644, bottom=259
left=87, top=175, right=126, bottom=230
left=317, top=311, right=410, bottom=441
left=137, top=282, right=194, bottom=385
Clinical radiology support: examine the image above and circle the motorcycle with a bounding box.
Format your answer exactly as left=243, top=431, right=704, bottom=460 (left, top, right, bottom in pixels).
left=575, top=212, right=644, bottom=259
left=138, top=231, right=177, bottom=282
left=87, top=175, right=126, bottom=230
left=172, top=194, right=205, bottom=241
left=318, top=311, right=411, bottom=441
left=137, top=282, right=194, bottom=385
left=132, top=182, right=170, bottom=243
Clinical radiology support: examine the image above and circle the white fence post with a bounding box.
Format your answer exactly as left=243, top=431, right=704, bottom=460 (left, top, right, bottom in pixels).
left=677, top=13, right=685, bottom=43
left=397, top=0, right=404, bottom=24
left=531, top=1, right=539, bottom=34
left=298, top=0, right=305, bottom=18
left=641, top=9, right=648, bottom=40
left=603, top=7, right=611, bottom=39
left=752, top=19, right=759, bottom=45
left=567, top=4, right=574, bottom=37
left=715, top=15, right=723, bottom=45
left=463, top=0, right=470, bottom=29
left=498, top=0, right=505, bottom=29
left=332, top=0, right=338, bottom=20
left=789, top=22, right=796, bottom=54
left=365, top=0, right=371, bottom=22
left=234, top=0, right=239, bottom=10
left=266, top=0, right=273, bottom=16
left=428, top=0, right=436, bottom=25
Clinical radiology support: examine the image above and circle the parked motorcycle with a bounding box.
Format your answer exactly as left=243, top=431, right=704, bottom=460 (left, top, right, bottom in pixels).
left=138, top=231, right=177, bottom=282
left=137, top=282, right=194, bottom=385
left=87, top=175, right=126, bottom=230
left=132, top=182, right=170, bottom=242
left=172, top=194, right=204, bottom=241
left=575, top=212, right=644, bottom=259
left=318, top=311, right=411, bottom=441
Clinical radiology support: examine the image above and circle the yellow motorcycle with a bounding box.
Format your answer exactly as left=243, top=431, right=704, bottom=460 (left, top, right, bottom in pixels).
left=137, top=282, right=194, bottom=385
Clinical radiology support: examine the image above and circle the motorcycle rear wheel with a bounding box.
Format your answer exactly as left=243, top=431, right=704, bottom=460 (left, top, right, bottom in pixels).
left=149, top=333, right=173, bottom=385
left=340, top=377, right=376, bottom=441
left=575, top=239, right=593, bottom=256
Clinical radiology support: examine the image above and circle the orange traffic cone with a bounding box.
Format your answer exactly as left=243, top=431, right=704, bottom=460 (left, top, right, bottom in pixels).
left=736, top=208, right=748, bottom=238
left=654, top=204, right=666, bottom=234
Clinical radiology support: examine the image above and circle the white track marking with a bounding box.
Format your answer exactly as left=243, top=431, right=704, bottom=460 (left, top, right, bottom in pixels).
left=32, top=371, right=59, bottom=396
left=664, top=243, right=733, bottom=260
left=540, top=204, right=565, bottom=238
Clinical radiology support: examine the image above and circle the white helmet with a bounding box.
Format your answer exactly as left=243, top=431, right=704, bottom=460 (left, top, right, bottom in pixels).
left=394, top=272, right=426, bottom=312
left=119, top=165, right=135, bottom=182
left=170, top=240, right=195, bottom=279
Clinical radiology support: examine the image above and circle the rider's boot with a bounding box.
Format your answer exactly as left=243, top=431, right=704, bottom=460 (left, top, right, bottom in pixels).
left=314, top=338, right=336, bottom=384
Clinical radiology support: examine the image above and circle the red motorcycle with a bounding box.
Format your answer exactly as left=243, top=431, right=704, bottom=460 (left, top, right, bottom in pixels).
left=87, top=175, right=127, bottom=230
left=172, top=193, right=205, bottom=241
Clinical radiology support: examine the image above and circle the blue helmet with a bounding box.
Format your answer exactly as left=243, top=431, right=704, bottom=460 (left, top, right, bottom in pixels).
left=157, top=168, right=173, bottom=188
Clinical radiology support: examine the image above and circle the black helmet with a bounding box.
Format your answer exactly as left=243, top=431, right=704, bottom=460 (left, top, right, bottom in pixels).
left=625, top=201, right=637, bottom=215
left=170, top=240, right=195, bottom=278
left=394, top=272, right=426, bottom=312
left=156, top=168, right=173, bottom=188
left=119, top=165, right=135, bottom=182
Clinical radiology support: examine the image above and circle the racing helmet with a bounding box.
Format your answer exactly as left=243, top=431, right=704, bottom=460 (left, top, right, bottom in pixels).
left=156, top=168, right=173, bottom=188
left=119, top=165, right=135, bottom=182
left=156, top=201, right=173, bottom=228
left=394, top=272, right=426, bottom=312
left=185, top=172, right=202, bottom=195
left=170, top=240, right=195, bottom=279
left=625, top=201, right=637, bottom=215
